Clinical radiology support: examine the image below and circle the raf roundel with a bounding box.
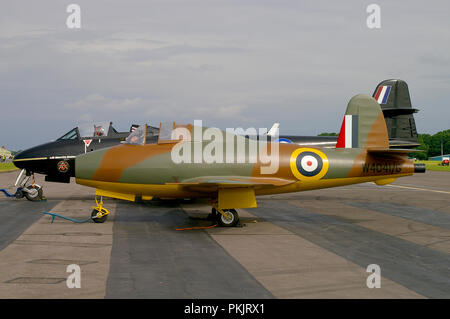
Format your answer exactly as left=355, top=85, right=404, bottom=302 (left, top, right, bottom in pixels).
left=290, top=148, right=329, bottom=180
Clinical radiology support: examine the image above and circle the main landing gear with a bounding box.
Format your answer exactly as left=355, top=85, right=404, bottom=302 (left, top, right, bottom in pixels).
left=211, top=207, right=241, bottom=227
left=86, top=197, right=240, bottom=226
left=13, top=169, right=44, bottom=201
left=91, top=196, right=110, bottom=223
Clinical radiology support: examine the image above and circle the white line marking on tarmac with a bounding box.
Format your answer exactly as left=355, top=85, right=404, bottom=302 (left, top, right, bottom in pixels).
left=385, top=184, right=450, bottom=195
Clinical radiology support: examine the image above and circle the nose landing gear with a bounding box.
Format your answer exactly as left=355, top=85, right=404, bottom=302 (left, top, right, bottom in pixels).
left=21, top=185, right=44, bottom=201
left=13, top=169, right=45, bottom=201
left=91, top=196, right=110, bottom=223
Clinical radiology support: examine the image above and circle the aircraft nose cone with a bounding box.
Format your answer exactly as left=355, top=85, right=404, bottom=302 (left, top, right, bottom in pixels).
left=13, top=149, right=28, bottom=161
left=13, top=150, right=32, bottom=169
left=12, top=150, right=30, bottom=169
left=13, top=147, right=42, bottom=162
left=14, top=141, right=56, bottom=162
left=12, top=146, right=49, bottom=174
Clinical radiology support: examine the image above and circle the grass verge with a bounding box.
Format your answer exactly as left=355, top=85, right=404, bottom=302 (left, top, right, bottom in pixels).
left=415, top=160, right=450, bottom=172
left=0, top=162, right=18, bottom=172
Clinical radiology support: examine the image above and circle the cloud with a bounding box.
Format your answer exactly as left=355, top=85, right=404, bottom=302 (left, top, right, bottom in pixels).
left=66, top=93, right=145, bottom=111
left=1, top=0, right=450, bottom=149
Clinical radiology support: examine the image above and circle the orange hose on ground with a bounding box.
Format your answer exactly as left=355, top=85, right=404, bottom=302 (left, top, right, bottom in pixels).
left=175, top=224, right=218, bottom=231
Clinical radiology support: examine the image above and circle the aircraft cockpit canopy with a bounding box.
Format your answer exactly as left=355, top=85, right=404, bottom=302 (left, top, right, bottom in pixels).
left=158, top=122, right=192, bottom=144
left=125, top=124, right=147, bottom=145
left=58, top=127, right=80, bottom=140
left=57, top=122, right=112, bottom=140
left=124, top=122, right=192, bottom=145
left=78, top=121, right=110, bottom=138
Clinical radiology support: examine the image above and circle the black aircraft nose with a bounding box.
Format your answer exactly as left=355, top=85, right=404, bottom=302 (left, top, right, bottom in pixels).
left=13, top=149, right=29, bottom=161
left=12, top=149, right=31, bottom=169
left=14, top=147, right=45, bottom=162
left=13, top=146, right=50, bottom=174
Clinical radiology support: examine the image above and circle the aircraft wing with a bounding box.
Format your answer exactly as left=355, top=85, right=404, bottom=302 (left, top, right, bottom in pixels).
left=166, top=176, right=296, bottom=209
left=166, top=176, right=295, bottom=190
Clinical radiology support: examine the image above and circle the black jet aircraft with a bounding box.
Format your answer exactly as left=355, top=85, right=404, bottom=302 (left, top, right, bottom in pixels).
left=12, top=79, right=419, bottom=201
left=12, top=122, right=159, bottom=200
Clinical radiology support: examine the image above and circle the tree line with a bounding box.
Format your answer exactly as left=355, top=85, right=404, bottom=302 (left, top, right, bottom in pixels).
left=318, top=130, right=450, bottom=160
left=411, top=130, right=450, bottom=160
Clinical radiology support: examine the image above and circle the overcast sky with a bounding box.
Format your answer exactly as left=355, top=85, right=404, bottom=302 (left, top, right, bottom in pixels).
left=1, top=0, right=449, bottom=150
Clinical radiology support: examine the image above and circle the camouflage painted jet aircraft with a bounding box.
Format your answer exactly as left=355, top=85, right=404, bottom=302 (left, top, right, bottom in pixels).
left=75, top=94, right=425, bottom=225
left=12, top=79, right=419, bottom=202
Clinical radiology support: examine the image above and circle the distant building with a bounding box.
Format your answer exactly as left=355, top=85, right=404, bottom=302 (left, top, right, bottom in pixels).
left=429, top=154, right=450, bottom=161
left=0, top=146, right=12, bottom=160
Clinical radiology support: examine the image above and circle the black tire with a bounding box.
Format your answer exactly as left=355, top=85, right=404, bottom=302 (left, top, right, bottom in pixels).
left=207, top=207, right=218, bottom=220
left=15, top=189, right=24, bottom=199
left=24, top=186, right=43, bottom=201
left=217, top=209, right=239, bottom=227
left=91, top=209, right=108, bottom=223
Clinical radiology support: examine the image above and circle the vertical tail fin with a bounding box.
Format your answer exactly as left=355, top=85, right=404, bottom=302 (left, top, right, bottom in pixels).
left=336, top=94, right=389, bottom=149
left=373, top=79, right=419, bottom=143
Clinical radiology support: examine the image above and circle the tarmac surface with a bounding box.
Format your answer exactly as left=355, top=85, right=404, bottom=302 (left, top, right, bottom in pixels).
left=0, top=170, right=448, bottom=298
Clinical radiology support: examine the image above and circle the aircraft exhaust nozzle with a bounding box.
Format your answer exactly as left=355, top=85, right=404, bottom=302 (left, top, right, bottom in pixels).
left=414, top=163, right=426, bottom=173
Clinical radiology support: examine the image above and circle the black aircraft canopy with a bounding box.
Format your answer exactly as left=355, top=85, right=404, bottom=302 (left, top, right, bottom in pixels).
left=13, top=122, right=156, bottom=183
left=57, top=121, right=117, bottom=141
left=58, top=128, right=80, bottom=140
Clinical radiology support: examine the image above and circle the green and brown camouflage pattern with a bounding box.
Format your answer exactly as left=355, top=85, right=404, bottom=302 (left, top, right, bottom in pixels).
left=75, top=94, right=415, bottom=204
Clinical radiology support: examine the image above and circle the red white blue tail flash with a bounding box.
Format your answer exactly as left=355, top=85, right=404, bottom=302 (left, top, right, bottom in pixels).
left=336, top=115, right=358, bottom=148
left=373, top=85, right=391, bottom=104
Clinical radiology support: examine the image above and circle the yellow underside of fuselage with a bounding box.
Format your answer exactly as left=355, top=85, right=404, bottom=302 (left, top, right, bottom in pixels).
left=76, top=173, right=412, bottom=202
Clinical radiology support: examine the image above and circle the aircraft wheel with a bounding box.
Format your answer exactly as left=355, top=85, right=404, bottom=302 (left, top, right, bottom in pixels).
left=91, top=209, right=108, bottom=223
left=15, top=189, right=24, bottom=199
left=207, top=207, right=218, bottom=220
left=24, top=186, right=43, bottom=201
left=217, top=209, right=239, bottom=227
